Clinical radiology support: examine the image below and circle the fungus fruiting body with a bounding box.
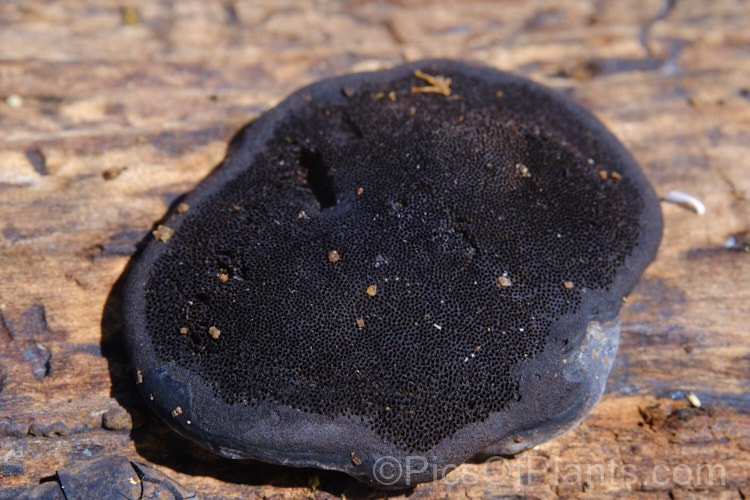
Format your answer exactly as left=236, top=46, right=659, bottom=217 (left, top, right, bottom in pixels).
left=123, top=60, right=662, bottom=488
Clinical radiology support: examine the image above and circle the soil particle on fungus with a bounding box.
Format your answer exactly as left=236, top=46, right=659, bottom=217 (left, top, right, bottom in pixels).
left=218, top=273, right=229, bottom=282
left=498, top=275, right=512, bottom=287
left=179, top=327, right=188, bottom=335
left=516, top=163, right=531, bottom=178
left=177, top=203, right=190, bottom=214
left=171, top=406, right=183, bottom=417
left=151, top=225, right=174, bottom=243
left=123, top=59, right=662, bottom=489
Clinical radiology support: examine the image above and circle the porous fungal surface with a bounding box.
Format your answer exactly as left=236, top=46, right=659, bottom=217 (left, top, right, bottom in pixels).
left=123, top=60, right=662, bottom=488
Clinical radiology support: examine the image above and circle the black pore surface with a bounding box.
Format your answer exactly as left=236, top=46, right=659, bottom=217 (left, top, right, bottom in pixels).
left=124, top=60, right=662, bottom=477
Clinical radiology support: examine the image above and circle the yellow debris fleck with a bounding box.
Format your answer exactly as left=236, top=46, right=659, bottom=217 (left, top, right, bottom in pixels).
left=411, top=69, right=452, bottom=96
left=152, top=225, right=174, bottom=243
left=516, top=163, right=531, bottom=178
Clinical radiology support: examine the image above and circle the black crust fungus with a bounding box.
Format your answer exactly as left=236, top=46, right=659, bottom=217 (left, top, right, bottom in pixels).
left=123, top=60, right=663, bottom=488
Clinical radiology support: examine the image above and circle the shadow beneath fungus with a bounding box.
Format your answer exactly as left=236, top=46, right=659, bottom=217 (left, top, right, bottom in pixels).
left=100, top=125, right=405, bottom=499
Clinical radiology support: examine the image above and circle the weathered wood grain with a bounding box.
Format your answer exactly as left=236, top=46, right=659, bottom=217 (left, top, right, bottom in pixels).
left=1, top=0, right=749, bottom=498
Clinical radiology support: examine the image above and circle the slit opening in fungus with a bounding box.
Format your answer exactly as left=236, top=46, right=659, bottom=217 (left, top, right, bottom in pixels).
left=300, top=148, right=337, bottom=210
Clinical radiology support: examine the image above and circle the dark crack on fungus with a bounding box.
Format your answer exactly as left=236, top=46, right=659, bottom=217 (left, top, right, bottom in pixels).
left=300, top=148, right=338, bottom=210
left=123, top=60, right=663, bottom=488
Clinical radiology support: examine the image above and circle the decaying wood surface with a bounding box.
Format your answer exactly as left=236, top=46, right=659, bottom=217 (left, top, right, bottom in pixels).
left=1, top=0, right=749, bottom=498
